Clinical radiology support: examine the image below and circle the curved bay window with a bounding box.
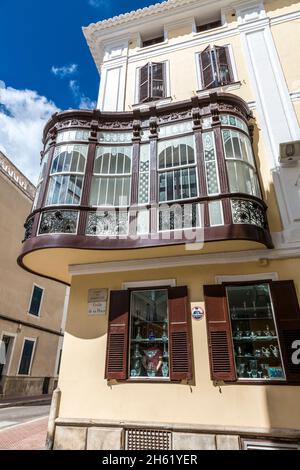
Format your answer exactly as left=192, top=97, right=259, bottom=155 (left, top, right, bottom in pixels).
left=46, top=144, right=87, bottom=206
left=90, top=146, right=132, bottom=207
left=21, top=95, right=273, bottom=249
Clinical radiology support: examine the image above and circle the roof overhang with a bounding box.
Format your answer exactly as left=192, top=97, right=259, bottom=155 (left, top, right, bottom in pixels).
left=82, top=0, right=234, bottom=73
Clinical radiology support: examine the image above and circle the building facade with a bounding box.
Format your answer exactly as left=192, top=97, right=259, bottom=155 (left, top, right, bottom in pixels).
left=19, top=0, right=300, bottom=450
left=0, top=151, right=67, bottom=398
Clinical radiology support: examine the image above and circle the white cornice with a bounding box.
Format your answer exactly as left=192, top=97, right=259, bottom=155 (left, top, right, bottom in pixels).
left=69, top=245, right=300, bottom=276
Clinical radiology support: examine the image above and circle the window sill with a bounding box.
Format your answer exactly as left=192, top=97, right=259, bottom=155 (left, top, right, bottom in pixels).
left=132, top=97, right=173, bottom=111
left=196, top=81, right=241, bottom=97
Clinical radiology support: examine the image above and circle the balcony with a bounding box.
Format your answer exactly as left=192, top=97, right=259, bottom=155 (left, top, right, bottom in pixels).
left=19, top=93, right=273, bottom=284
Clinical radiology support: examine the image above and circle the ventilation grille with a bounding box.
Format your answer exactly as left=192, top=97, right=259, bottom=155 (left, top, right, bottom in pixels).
left=125, top=429, right=172, bottom=450
left=210, top=331, right=231, bottom=373
left=107, top=333, right=125, bottom=372
left=171, top=331, right=189, bottom=372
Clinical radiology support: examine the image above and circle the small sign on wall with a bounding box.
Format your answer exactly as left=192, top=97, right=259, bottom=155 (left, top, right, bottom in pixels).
left=88, top=288, right=108, bottom=315
left=191, top=304, right=205, bottom=320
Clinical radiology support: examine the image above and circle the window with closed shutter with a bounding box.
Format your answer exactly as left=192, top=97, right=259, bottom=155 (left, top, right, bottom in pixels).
left=199, top=45, right=234, bottom=90
left=139, top=62, right=166, bottom=103
left=105, top=286, right=193, bottom=382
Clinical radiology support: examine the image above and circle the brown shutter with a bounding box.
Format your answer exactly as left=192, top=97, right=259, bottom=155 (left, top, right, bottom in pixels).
left=168, top=286, right=193, bottom=381
left=151, top=62, right=165, bottom=100
left=199, top=46, right=215, bottom=89
left=269, top=280, right=300, bottom=383
left=105, top=290, right=130, bottom=380
left=204, top=284, right=236, bottom=382
left=139, top=64, right=150, bottom=103
left=215, top=46, right=233, bottom=85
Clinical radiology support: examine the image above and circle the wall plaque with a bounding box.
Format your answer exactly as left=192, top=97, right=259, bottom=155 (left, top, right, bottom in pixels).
left=88, top=288, right=108, bottom=315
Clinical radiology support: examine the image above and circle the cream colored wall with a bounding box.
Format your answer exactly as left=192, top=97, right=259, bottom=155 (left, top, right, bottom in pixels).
left=58, top=258, right=300, bottom=430
left=0, top=172, right=66, bottom=376
left=125, top=33, right=253, bottom=108
left=270, top=19, right=300, bottom=94
left=1, top=318, right=59, bottom=377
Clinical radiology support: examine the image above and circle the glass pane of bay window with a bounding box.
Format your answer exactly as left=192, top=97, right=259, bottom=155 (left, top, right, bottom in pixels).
left=226, top=284, right=285, bottom=381
left=138, top=144, right=150, bottom=204
left=208, top=200, right=223, bottom=226
left=159, top=203, right=199, bottom=231
left=129, top=289, right=169, bottom=379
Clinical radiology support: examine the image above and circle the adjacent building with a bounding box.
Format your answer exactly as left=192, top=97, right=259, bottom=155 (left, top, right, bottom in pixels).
left=19, top=0, right=300, bottom=450
left=0, top=151, right=67, bottom=397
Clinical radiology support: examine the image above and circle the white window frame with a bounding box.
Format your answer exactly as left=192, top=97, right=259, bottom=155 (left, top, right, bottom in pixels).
left=195, top=43, right=239, bottom=91
left=27, top=283, right=44, bottom=318
left=122, top=279, right=176, bottom=290
left=0, top=331, right=17, bottom=376
left=91, top=145, right=133, bottom=208
left=134, top=60, right=171, bottom=105
left=215, top=273, right=278, bottom=284
left=157, top=134, right=199, bottom=204
left=17, top=337, right=37, bottom=376
left=45, top=144, right=88, bottom=208
left=203, top=130, right=221, bottom=197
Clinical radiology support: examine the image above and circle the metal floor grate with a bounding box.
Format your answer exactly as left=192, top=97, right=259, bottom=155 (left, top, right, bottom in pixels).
left=125, top=428, right=172, bottom=450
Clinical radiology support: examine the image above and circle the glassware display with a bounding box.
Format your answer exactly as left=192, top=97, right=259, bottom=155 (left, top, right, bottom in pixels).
left=129, top=289, right=169, bottom=378
left=226, top=283, right=285, bottom=381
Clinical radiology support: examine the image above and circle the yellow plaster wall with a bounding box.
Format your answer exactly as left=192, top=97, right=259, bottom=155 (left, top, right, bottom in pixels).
left=58, top=258, right=300, bottom=430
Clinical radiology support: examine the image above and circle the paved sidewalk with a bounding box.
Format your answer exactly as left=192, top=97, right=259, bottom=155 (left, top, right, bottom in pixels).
left=0, top=394, right=52, bottom=409
left=0, top=416, right=48, bottom=450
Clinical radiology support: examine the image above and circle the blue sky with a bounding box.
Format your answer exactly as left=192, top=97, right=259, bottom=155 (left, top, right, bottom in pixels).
left=0, top=0, right=164, bottom=182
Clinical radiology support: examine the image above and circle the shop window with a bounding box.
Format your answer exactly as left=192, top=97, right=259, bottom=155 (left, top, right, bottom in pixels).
left=139, top=62, right=166, bottom=103
left=204, top=280, right=300, bottom=384
left=28, top=285, right=44, bottom=317
left=243, top=439, right=300, bottom=450
left=18, top=339, right=36, bottom=375
left=105, top=287, right=192, bottom=382
left=90, top=146, right=132, bottom=207
left=199, top=45, right=234, bottom=90
left=46, top=144, right=87, bottom=206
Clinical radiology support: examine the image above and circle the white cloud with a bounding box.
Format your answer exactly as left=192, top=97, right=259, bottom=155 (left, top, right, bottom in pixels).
left=51, top=63, right=78, bottom=78
left=88, top=0, right=106, bottom=7
left=0, top=82, right=59, bottom=184
left=69, top=80, right=96, bottom=110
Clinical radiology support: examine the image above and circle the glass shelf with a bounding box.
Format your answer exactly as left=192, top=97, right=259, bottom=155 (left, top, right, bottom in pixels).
left=131, top=338, right=167, bottom=344
left=231, top=316, right=273, bottom=320
left=233, top=336, right=278, bottom=341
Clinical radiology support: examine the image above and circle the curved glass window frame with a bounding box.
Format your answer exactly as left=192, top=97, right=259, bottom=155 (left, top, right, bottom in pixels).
left=157, top=135, right=199, bottom=203
left=90, top=145, right=132, bottom=208
left=45, top=144, right=88, bottom=207
left=56, top=129, right=90, bottom=144
left=222, top=129, right=261, bottom=198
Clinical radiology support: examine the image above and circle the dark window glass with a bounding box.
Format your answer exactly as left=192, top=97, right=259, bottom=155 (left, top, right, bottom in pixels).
left=29, top=286, right=43, bottom=316
left=142, top=36, right=164, bottom=48
left=196, top=19, right=222, bottom=32
left=18, top=340, right=35, bottom=375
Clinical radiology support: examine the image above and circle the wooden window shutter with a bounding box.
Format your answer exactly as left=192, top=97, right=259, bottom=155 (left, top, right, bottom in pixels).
left=139, top=64, right=150, bottom=103
left=105, top=290, right=130, bottom=380
left=199, top=46, right=215, bottom=89
left=168, top=286, right=193, bottom=381
left=215, top=46, right=234, bottom=85
left=269, top=280, right=300, bottom=383
left=204, top=284, right=236, bottom=382
left=151, top=62, right=165, bottom=100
